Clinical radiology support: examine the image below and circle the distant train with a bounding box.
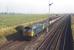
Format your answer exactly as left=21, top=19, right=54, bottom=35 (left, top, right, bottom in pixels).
left=15, top=23, right=48, bottom=40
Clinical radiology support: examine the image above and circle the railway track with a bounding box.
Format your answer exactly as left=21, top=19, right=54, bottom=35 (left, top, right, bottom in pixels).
left=37, top=16, right=65, bottom=50
left=37, top=16, right=73, bottom=50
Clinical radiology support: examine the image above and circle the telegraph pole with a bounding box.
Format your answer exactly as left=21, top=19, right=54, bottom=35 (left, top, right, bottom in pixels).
left=46, top=1, right=53, bottom=33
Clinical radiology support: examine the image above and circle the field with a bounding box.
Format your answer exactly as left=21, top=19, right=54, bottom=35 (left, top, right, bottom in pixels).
left=0, top=14, right=48, bottom=45
left=0, top=14, right=48, bottom=28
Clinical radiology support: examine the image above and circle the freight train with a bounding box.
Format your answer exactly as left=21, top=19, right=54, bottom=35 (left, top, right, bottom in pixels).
left=15, top=17, right=62, bottom=40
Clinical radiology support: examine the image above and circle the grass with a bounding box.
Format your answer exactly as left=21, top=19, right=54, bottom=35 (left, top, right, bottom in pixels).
left=0, top=36, right=7, bottom=46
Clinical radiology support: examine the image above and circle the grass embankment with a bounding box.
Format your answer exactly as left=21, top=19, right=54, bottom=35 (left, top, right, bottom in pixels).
left=71, top=16, right=74, bottom=39
left=0, top=14, right=48, bottom=45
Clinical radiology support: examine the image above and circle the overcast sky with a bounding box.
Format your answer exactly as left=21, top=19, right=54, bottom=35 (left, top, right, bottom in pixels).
left=0, top=0, right=74, bottom=14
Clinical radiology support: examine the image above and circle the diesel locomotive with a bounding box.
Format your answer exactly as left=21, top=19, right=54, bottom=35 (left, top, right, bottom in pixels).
left=15, top=23, right=47, bottom=40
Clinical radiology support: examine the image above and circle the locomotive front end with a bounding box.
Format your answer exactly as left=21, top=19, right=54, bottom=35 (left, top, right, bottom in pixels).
left=22, top=26, right=35, bottom=40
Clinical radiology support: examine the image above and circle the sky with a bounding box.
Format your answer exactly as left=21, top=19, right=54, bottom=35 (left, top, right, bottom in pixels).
left=0, top=0, right=74, bottom=14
